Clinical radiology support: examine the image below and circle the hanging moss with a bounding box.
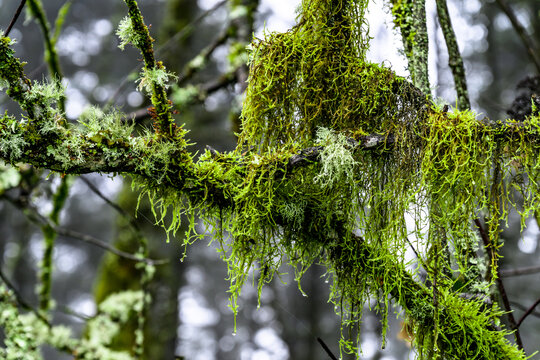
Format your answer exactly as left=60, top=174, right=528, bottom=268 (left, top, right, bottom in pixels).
left=203, top=0, right=535, bottom=357
left=2, top=0, right=539, bottom=358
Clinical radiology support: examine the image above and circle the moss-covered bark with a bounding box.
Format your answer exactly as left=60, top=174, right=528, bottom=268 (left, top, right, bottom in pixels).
left=435, top=0, right=470, bottom=110
left=0, top=0, right=538, bottom=358
left=390, top=0, right=430, bottom=95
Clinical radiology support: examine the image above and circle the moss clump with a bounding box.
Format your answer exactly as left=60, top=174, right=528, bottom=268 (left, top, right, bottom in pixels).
left=240, top=1, right=425, bottom=152
left=213, top=0, right=532, bottom=357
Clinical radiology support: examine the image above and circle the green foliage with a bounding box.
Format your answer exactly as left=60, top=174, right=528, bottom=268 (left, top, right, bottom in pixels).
left=168, top=0, right=532, bottom=357
left=413, top=290, right=528, bottom=360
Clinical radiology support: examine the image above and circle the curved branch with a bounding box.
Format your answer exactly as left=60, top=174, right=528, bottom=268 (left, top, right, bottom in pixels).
left=2, top=194, right=167, bottom=265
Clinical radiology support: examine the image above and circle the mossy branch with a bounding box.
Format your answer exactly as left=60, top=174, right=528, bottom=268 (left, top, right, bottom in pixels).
left=436, top=0, right=470, bottom=110
left=2, top=1, right=540, bottom=357
left=390, top=0, right=430, bottom=95
left=27, top=0, right=66, bottom=116
left=121, top=0, right=175, bottom=138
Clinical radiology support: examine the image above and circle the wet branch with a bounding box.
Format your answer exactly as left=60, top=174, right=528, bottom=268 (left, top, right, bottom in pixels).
left=5, top=0, right=27, bottom=36
left=2, top=194, right=167, bottom=265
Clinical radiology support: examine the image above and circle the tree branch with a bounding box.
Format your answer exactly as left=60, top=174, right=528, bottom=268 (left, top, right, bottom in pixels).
left=495, top=0, right=540, bottom=74
left=317, top=337, right=338, bottom=360
left=122, top=0, right=175, bottom=137
left=391, top=0, right=430, bottom=95
left=0, top=265, right=50, bottom=325
left=501, top=265, right=540, bottom=277
left=435, top=0, right=470, bottom=110
left=5, top=0, right=27, bottom=37
left=2, top=193, right=167, bottom=265
left=516, top=296, right=540, bottom=328
left=475, top=218, right=524, bottom=350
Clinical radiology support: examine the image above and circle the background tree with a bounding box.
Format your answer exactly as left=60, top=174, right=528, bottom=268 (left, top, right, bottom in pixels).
left=0, top=0, right=539, bottom=359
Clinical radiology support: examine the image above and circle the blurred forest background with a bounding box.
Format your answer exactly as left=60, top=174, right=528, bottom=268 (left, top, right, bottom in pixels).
left=0, top=0, right=539, bottom=359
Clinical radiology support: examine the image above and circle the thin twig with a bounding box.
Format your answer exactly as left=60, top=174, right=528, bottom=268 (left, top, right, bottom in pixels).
left=105, top=0, right=227, bottom=108
left=126, top=69, right=237, bottom=122
left=0, top=266, right=50, bottom=325
left=317, top=337, right=338, bottom=360
left=55, top=304, right=93, bottom=321
left=79, top=175, right=151, bottom=230
left=511, top=300, right=540, bottom=320
left=177, top=24, right=231, bottom=87
left=54, top=226, right=167, bottom=265
left=156, top=0, right=227, bottom=58
left=516, top=297, right=540, bottom=328
left=5, top=0, right=27, bottom=36
left=3, top=194, right=167, bottom=265
left=501, top=265, right=540, bottom=277
left=495, top=0, right=540, bottom=74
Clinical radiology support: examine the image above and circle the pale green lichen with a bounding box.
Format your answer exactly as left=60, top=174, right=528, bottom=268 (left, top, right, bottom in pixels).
left=136, top=67, right=178, bottom=94
left=79, top=291, right=144, bottom=360
left=24, top=80, right=64, bottom=106
left=314, top=127, right=357, bottom=188
left=0, top=132, right=28, bottom=161
left=0, top=162, right=21, bottom=190
left=79, top=106, right=135, bottom=139
left=230, top=5, right=249, bottom=20
left=98, top=290, right=144, bottom=322
left=116, top=16, right=141, bottom=50
left=0, top=287, right=42, bottom=359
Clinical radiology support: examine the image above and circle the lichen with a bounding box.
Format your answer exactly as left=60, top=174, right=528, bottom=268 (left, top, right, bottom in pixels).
left=116, top=16, right=142, bottom=50
left=136, top=67, right=177, bottom=94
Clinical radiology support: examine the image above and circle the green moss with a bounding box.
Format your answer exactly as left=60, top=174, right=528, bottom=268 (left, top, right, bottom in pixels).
left=1, top=1, right=538, bottom=359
